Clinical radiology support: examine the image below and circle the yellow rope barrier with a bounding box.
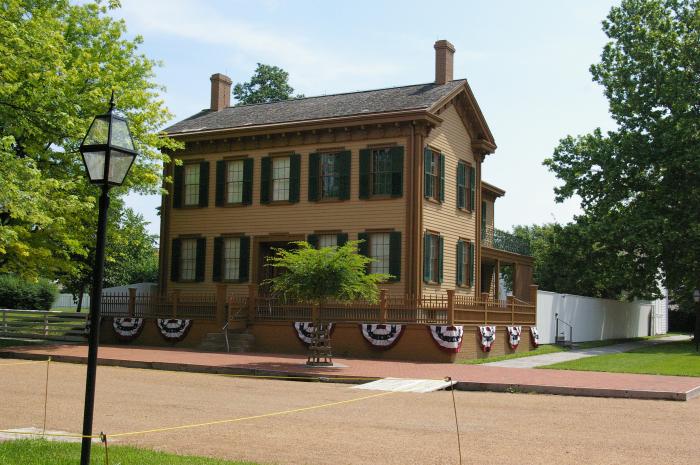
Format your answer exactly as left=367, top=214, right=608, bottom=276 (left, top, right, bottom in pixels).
left=108, top=390, right=394, bottom=438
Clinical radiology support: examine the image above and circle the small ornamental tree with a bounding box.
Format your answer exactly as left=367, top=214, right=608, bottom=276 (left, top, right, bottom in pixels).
left=264, top=241, right=390, bottom=305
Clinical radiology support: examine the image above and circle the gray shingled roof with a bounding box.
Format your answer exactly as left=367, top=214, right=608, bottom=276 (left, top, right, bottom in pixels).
left=164, top=80, right=466, bottom=134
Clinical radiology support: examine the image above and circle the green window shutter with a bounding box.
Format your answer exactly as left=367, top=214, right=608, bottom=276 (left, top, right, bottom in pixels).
left=456, top=240, right=464, bottom=285
left=242, top=158, right=254, bottom=205
left=339, top=150, right=351, bottom=200
left=469, top=242, right=475, bottom=287
left=423, top=148, right=433, bottom=198
left=260, top=157, right=271, bottom=204
left=389, top=231, right=401, bottom=282
left=308, top=153, right=320, bottom=201
left=173, top=164, right=183, bottom=208
left=215, top=160, right=225, bottom=207
left=423, top=232, right=431, bottom=282
left=437, top=235, right=444, bottom=283
left=212, top=237, right=223, bottom=282
left=469, top=166, right=476, bottom=211
left=198, top=161, right=209, bottom=207
left=289, top=154, right=301, bottom=203
left=359, top=149, right=370, bottom=199
left=457, top=163, right=466, bottom=210
left=439, top=154, right=445, bottom=202
left=195, top=237, right=206, bottom=282
left=336, top=233, right=348, bottom=246
left=390, top=146, right=404, bottom=197
left=238, top=236, right=250, bottom=283
left=170, top=238, right=181, bottom=282
left=307, top=234, right=319, bottom=249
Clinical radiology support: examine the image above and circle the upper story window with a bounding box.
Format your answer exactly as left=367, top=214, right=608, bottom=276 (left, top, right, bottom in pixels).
left=424, top=148, right=444, bottom=202
left=309, top=151, right=350, bottom=201
left=223, top=237, right=241, bottom=281
left=184, top=164, right=200, bottom=206
left=359, top=147, right=403, bottom=199
left=180, top=238, right=197, bottom=281
left=320, top=153, right=340, bottom=199
left=369, top=232, right=391, bottom=275
left=272, top=157, right=290, bottom=201
left=226, top=160, right=245, bottom=204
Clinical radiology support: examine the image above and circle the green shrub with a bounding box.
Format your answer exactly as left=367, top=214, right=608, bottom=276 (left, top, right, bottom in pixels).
left=0, top=275, right=58, bottom=310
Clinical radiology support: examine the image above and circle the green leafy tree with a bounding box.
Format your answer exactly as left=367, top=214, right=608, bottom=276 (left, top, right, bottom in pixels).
left=264, top=241, right=389, bottom=304
left=0, top=0, right=180, bottom=280
left=233, top=63, right=303, bottom=105
left=544, top=0, right=700, bottom=301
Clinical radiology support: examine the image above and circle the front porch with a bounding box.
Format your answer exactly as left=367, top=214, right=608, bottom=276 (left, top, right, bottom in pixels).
left=481, top=225, right=534, bottom=303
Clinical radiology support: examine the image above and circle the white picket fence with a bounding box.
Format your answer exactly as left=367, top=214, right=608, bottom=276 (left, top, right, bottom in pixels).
left=51, top=283, right=158, bottom=309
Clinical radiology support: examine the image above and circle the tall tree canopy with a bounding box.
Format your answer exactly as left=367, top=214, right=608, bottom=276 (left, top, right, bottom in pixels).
left=233, top=63, right=303, bottom=105
left=0, top=0, right=179, bottom=280
left=544, top=0, right=700, bottom=302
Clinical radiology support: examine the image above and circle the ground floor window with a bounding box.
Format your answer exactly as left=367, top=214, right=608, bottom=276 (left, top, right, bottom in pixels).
left=369, top=233, right=391, bottom=275
left=180, top=238, right=197, bottom=281
left=223, top=237, right=241, bottom=281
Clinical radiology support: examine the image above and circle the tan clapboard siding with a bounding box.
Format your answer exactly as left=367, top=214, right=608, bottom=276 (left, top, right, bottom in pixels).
left=423, top=104, right=477, bottom=295
left=169, top=136, right=409, bottom=296
left=485, top=199, right=495, bottom=229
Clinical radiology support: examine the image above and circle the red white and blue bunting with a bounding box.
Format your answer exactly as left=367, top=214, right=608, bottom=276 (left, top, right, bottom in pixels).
left=428, top=325, right=464, bottom=353
left=478, top=325, right=496, bottom=352
left=507, top=325, right=522, bottom=350
left=293, top=322, right=334, bottom=346
left=112, top=317, right=144, bottom=342
left=530, top=326, right=540, bottom=348
left=360, top=324, right=404, bottom=350
left=156, top=319, right=192, bottom=342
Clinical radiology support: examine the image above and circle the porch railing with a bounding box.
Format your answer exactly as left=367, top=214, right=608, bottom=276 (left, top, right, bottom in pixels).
left=482, top=225, right=531, bottom=256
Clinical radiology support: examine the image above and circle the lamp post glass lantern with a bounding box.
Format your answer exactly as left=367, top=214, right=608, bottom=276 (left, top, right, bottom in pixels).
left=77, top=91, right=137, bottom=465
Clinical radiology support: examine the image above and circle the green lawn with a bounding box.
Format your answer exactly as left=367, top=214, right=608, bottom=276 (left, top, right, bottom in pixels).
left=541, top=341, right=700, bottom=377
left=0, top=439, right=261, bottom=465
left=458, top=344, right=565, bottom=364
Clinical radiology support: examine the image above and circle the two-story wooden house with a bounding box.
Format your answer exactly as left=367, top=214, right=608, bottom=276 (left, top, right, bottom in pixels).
left=159, top=40, right=534, bottom=304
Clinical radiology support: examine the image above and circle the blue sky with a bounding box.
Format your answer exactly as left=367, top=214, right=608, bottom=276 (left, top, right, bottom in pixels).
left=113, top=0, right=618, bottom=236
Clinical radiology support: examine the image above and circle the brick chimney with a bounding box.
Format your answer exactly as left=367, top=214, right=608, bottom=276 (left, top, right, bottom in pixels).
left=434, top=40, right=455, bottom=85
left=210, top=73, right=232, bottom=111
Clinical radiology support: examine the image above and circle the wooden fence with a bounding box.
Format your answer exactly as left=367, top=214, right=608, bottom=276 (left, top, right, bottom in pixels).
left=0, top=309, right=88, bottom=342
left=100, top=285, right=538, bottom=327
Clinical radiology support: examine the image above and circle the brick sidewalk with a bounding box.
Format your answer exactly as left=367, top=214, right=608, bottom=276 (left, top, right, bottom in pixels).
left=2, top=343, right=699, bottom=401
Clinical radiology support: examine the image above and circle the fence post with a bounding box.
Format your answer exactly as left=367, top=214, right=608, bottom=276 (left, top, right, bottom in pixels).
left=529, top=284, right=538, bottom=325
left=379, top=289, right=388, bottom=323
left=447, top=289, right=455, bottom=326
left=44, top=312, right=49, bottom=337
left=507, top=295, right=514, bottom=325
left=481, top=292, right=490, bottom=325
left=215, top=283, right=227, bottom=326
left=127, top=288, right=136, bottom=317
left=247, top=283, right=258, bottom=322
left=171, top=289, right=180, bottom=318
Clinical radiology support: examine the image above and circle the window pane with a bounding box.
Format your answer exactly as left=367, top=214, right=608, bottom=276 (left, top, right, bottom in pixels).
left=318, top=234, right=337, bottom=248
left=371, top=149, right=392, bottom=196
left=226, top=160, right=244, bottom=203
left=431, top=235, right=440, bottom=281
left=369, top=233, right=390, bottom=274
left=320, top=153, right=339, bottom=199
left=223, top=237, right=241, bottom=280
left=431, top=153, right=440, bottom=201
left=184, top=164, right=200, bottom=206
left=180, top=239, right=197, bottom=280
left=272, top=157, right=290, bottom=201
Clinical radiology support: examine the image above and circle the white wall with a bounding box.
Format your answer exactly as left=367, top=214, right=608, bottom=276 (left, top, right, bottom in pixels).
left=51, top=283, right=158, bottom=309
left=536, top=290, right=667, bottom=344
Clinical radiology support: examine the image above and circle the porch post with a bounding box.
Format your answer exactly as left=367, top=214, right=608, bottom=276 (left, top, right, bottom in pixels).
left=247, top=283, right=258, bottom=322
left=529, top=284, right=539, bottom=325
left=171, top=289, right=180, bottom=318
left=446, top=289, right=455, bottom=326
left=215, top=283, right=227, bottom=326
left=127, top=288, right=136, bottom=317
left=379, top=289, right=388, bottom=323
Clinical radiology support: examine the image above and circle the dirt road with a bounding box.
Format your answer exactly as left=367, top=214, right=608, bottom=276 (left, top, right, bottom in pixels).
left=1, top=361, right=698, bottom=465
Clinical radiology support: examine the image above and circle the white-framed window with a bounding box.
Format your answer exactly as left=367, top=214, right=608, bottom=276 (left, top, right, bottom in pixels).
left=180, top=238, right=197, bottom=280
left=318, top=234, right=337, bottom=248
left=226, top=160, right=245, bottom=204
left=369, top=233, right=391, bottom=275
left=371, top=148, right=392, bottom=196
left=184, top=164, right=200, bottom=206
left=223, top=237, right=241, bottom=281
left=272, top=157, right=290, bottom=201
left=319, top=153, right=340, bottom=199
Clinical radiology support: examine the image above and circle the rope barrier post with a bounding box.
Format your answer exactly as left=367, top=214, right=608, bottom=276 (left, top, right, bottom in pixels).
left=100, top=432, right=110, bottom=465
left=42, top=357, right=51, bottom=436
left=446, top=376, right=462, bottom=465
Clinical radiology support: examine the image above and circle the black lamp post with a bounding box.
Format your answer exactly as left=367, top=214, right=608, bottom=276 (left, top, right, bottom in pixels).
left=78, top=91, right=137, bottom=465
left=693, top=289, right=700, bottom=352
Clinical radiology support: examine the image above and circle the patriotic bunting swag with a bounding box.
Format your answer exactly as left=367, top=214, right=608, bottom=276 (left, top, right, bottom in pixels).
left=360, top=324, right=404, bottom=350
left=156, top=319, right=192, bottom=342
left=112, top=318, right=144, bottom=342
left=478, top=325, right=496, bottom=352
left=507, top=325, right=522, bottom=350
left=293, top=322, right=334, bottom=346
left=530, top=326, right=540, bottom=348
left=428, top=325, right=464, bottom=353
